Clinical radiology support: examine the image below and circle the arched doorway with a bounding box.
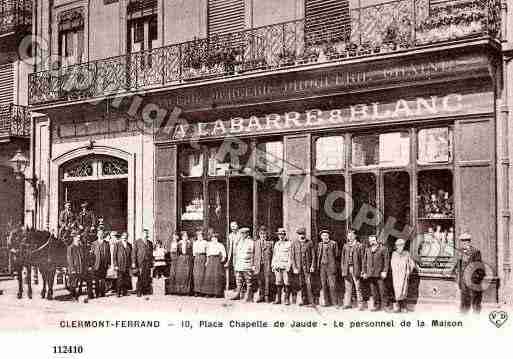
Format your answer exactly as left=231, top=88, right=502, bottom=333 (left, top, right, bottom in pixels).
left=60, top=155, right=129, bottom=233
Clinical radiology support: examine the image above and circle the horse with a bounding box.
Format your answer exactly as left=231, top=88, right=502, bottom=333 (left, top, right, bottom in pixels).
left=30, top=230, right=68, bottom=300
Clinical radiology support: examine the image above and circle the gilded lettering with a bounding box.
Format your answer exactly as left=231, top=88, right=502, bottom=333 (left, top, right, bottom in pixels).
left=265, top=114, right=283, bottom=130
left=212, top=120, right=227, bottom=135
left=442, top=94, right=463, bottom=112
left=230, top=118, right=245, bottom=133
left=393, top=99, right=412, bottom=117
left=305, top=110, right=323, bottom=126
left=246, top=116, right=263, bottom=132
left=284, top=112, right=302, bottom=128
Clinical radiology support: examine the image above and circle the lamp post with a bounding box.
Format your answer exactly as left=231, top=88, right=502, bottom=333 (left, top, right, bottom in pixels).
left=9, top=149, right=39, bottom=199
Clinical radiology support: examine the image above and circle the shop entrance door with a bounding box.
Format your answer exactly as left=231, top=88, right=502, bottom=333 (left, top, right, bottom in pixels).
left=228, top=177, right=253, bottom=231
left=60, top=155, right=129, bottom=233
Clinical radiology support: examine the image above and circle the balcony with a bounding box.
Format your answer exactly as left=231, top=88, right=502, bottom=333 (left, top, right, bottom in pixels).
left=28, top=0, right=501, bottom=106
left=0, top=104, right=31, bottom=139
left=0, top=0, right=32, bottom=37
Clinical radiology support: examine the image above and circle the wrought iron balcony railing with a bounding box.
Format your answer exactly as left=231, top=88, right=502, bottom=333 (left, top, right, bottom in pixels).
left=0, top=104, right=31, bottom=137
left=0, top=0, right=32, bottom=36
left=28, top=0, right=501, bottom=106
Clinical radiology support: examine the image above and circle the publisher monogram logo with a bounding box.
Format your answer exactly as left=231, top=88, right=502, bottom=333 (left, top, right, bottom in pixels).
left=489, top=311, right=508, bottom=328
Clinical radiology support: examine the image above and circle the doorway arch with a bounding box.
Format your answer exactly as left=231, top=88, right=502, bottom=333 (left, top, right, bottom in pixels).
left=50, top=145, right=135, bottom=241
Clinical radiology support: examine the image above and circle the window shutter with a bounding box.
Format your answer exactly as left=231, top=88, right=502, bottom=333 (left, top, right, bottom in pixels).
left=305, top=0, right=351, bottom=45
left=0, top=63, right=13, bottom=106
left=208, top=0, right=245, bottom=36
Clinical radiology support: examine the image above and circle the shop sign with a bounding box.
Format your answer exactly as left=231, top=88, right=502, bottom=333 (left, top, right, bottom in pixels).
left=171, top=92, right=493, bottom=140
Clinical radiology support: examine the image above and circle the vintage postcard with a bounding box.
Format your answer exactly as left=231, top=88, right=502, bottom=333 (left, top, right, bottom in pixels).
left=0, top=0, right=511, bottom=357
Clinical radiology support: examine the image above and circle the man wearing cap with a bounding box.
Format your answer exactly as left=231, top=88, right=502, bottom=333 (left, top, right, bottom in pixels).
left=455, top=231, right=484, bottom=314
left=341, top=230, right=365, bottom=310
left=271, top=228, right=293, bottom=305
left=231, top=227, right=255, bottom=301
left=58, top=201, right=75, bottom=239
left=317, top=230, right=339, bottom=307
left=290, top=227, right=316, bottom=306
left=362, top=235, right=390, bottom=311
left=132, top=229, right=154, bottom=297
left=114, top=232, right=132, bottom=297
left=77, top=202, right=96, bottom=236
left=253, top=226, right=275, bottom=303
left=67, top=232, right=93, bottom=301
left=225, top=221, right=241, bottom=290
left=91, top=229, right=111, bottom=298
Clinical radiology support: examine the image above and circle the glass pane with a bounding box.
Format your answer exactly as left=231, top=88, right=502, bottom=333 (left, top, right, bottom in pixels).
left=229, top=177, right=253, bottom=229
left=181, top=182, right=204, bottom=222
left=316, top=136, right=344, bottom=171
left=352, top=135, right=378, bottom=167
left=316, top=175, right=346, bottom=244
left=415, top=170, right=455, bottom=268
left=383, top=171, right=411, bottom=249
left=418, top=127, right=452, bottom=164
left=257, top=178, right=283, bottom=235
left=351, top=173, right=377, bottom=237
left=208, top=141, right=250, bottom=176
left=256, top=141, right=284, bottom=174
left=352, top=132, right=410, bottom=167
left=208, top=181, right=227, bottom=244
left=179, top=150, right=204, bottom=178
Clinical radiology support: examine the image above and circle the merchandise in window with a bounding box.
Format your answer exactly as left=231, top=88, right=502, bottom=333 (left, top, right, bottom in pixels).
left=207, top=141, right=250, bottom=176
left=352, top=132, right=410, bottom=167
left=181, top=182, right=204, bottom=221
left=180, top=150, right=204, bottom=178
left=315, top=136, right=344, bottom=171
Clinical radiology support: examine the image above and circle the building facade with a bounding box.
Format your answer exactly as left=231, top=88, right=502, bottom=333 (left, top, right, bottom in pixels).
left=27, top=0, right=513, bottom=305
left=0, top=0, right=32, bottom=274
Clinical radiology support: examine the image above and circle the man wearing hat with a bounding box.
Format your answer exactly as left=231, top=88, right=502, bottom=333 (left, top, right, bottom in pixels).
left=290, top=227, right=316, bottom=306
left=225, top=221, right=241, bottom=290
left=231, top=227, right=255, bottom=301
left=91, top=229, right=111, bottom=298
left=58, top=201, right=75, bottom=239
left=271, top=228, right=293, bottom=305
left=317, top=230, right=339, bottom=307
left=253, top=226, right=275, bottom=303
left=362, top=235, right=390, bottom=311
left=76, top=202, right=96, bottom=235
left=341, top=230, right=365, bottom=310
left=455, top=231, right=485, bottom=314
left=67, top=232, right=94, bottom=301
left=132, top=229, right=154, bottom=297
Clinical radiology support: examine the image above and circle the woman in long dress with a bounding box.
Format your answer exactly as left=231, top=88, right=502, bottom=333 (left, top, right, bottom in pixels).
left=203, top=232, right=227, bottom=297
left=175, top=231, right=193, bottom=295
left=164, top=231, right=180, bottom=295
left=391, top=238, right=416, bottom=313
left=192, top=228, right=208, bottom=296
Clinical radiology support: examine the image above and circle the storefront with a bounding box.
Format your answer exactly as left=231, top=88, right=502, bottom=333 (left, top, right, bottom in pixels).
left=154, top=47, right=500, bottom=303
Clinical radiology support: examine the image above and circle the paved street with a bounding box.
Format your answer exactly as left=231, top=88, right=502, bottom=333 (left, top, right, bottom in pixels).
left=1, top=275, right=509, bottom=332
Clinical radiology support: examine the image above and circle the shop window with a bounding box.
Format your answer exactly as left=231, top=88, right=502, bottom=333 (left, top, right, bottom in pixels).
left=179, top=149, right=204, bottom=178
left=181, top=182, right=204, bottom=228
left=208, top=180, right=227, bottom=242
left=229, top=177, right=254, bottom=229
left=207, top=141, right=251, bottom=176
left=315, top=136, right=345, bottom=171
left=352, top=132, right=410, bottom=168
left=351, top=172, right=377, bottom=237
left=418, top=127, right=453, bottom=164
left=416, top=169, right=455, bottom=268
left=256, top=141, right=284, bottom=174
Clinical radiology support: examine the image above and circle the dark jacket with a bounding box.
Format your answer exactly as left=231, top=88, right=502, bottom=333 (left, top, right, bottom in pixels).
left=92, top=240, right=111, bottom=272
left=67, top=244, right=86, bottom=274
left=253, top=239, right=274, bottom=274
left=340, top=241, right=364, bottom=278
left=455, top=245, right=484, bottom=288
left=113, top=241, right=132, bottom=273
left=76, top=210, right=96, bottom=230
left=291, top=239, right=316, bottom=273
left=362, top=245, right=390, bottom=277
left=177, top=239, right=193, bottom=256
left=132, top=239, right=154, bottom=268
left=317, top=240, right=339, bottom=275
left=59, top=210, right=75, bottom=229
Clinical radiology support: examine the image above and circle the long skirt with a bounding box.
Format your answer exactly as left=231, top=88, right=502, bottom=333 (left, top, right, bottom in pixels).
left=165, top=253, right=179, bottom=295
left=193, top=254, right=207, bottom=294
left=202, top=255, right=225, bottom=297
left=174, top=254, right=193, bottom=295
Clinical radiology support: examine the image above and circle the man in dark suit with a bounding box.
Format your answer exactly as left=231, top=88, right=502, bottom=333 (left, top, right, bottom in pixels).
left=317, top=230, right=339, bottom=307
left=291, top=227, right=316, bottom=307
left=92, top=230, right=111, bottom=298
left=76, top=202, right=96, bottom=235
left=114, top=232, right=132, bottom=297
left=253, top=226, right=274, bottom=303
left=58, top=201, right=75, bottom=239
left=455, top=231, right=485, bottom=314
left=362, top=235, right=390, bottom=311
left=341, top=230, right=364, bottom=310
left=132, top=229, right=154, bottom=297
left=67, top=233, right=93, bottom=301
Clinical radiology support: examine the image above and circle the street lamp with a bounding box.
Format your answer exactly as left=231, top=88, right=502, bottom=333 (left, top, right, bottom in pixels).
left=9, top=149, right=39, bottom=195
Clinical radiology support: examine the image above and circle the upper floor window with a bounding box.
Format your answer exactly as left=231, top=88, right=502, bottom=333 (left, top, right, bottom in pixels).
left=305, top=0, right=351, bottom=45
left=208, top=0, right=245, bottom=36
left=127, top=0, right=158, bottom=54
left=58, top=8, right=85, bottom=66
